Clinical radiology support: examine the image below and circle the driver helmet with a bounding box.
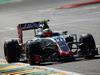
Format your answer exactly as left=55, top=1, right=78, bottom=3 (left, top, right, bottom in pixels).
left=43, top=28, right=52, bottom=37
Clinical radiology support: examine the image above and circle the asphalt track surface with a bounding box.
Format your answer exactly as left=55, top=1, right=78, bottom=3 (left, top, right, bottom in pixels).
left=0, top=0, right=100, bottom=75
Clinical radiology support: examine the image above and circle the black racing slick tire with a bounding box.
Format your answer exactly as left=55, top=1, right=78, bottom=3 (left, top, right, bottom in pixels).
left=79, top=34, right=96, bottom=58
left=28, top=42, right=42, bottom=65
left=4, top=40, right=21, bottom=63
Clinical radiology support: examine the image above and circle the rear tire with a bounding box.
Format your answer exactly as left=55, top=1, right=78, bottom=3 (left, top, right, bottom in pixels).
left=79, top=34, right=96, bottom=58
left=28, top=42, right=42, bottom=65
left=4, top=40, right=21, bottom=63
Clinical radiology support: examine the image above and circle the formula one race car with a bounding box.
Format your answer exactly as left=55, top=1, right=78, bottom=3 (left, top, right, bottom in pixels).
left=4, top=20, right=98, bottom=65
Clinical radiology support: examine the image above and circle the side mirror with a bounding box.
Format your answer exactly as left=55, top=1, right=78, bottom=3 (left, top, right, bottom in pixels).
left=62, top=31, right=68, bottom=35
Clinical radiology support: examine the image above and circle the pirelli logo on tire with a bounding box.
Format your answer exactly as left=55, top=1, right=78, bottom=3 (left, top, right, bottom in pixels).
left=0, top=62, right=69, bottom=75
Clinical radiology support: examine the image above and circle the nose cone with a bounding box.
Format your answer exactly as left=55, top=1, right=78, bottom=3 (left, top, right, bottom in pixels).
left=61, top=50, right=73, bottom=56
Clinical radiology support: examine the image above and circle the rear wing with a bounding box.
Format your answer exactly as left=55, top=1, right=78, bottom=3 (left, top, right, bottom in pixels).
left=17, top=20, right=49, bottom=44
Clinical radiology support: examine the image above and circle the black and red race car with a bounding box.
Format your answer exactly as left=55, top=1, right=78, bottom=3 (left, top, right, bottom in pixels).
left=4, top=20, right=98, bottom=65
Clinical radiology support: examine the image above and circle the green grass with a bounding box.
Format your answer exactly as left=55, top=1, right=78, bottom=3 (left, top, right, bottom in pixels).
left=0, top=0, right=16, bottom=3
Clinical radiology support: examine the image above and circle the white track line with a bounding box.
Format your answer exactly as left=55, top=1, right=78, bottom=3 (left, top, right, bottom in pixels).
left=0, top=59, right=6, bottom=62
left=96, top=45, right=100, bottom=48
left=51, top=18, right=100, bottom=25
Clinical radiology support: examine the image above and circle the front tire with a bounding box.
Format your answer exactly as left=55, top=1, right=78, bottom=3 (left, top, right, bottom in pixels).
left=79, top=34, right=97, bottom=58
left=4, top=40, right=21, bottom=63
left=28, top=42, right=42, bottom=65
